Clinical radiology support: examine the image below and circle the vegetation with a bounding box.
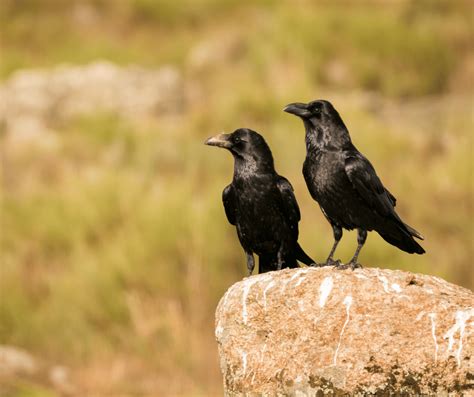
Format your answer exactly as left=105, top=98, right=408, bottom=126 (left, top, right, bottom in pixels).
left=0, top=0, right=472, bottom=395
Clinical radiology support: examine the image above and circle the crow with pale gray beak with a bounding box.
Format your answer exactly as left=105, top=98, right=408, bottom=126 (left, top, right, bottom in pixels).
left=205, top=128, right=317, bottom=274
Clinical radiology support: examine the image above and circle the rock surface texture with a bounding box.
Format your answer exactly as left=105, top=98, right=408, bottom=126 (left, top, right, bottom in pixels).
left=215, top=267, right=474, bottom=396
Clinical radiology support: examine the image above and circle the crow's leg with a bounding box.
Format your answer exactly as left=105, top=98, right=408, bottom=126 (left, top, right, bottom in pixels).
left=246, top=251, right=255, bottom=276
left=276, top=248, right=284, bottom=271
left=345, top=229, right=367, bottom=269
left=276, top=239, right=293, bottom=270
left=326, top=224, right=343, bottom=266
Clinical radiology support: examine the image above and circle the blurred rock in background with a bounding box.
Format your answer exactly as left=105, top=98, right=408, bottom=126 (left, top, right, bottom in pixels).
left=1, top=62, right=183, bottom=136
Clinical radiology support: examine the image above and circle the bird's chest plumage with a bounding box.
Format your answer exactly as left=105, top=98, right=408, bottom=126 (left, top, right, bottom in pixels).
left=303, top=150, right=357, bottom=227
left=233, top=177, right=285, bottom=252
left=235, top=180, right=271, bottom=220
left=303, top=151, right=347, bottom=198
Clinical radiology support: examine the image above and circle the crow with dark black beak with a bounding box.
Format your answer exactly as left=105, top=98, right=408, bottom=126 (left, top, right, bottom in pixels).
left=284, top=100, right=425, bottom=269
left=205, top=128, right=316, bottom=274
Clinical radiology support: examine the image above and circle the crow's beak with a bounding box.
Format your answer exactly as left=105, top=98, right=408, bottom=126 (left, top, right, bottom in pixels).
left=204, top=133, right=233, bottom=149
left=283, top=102, right=311, bottom=118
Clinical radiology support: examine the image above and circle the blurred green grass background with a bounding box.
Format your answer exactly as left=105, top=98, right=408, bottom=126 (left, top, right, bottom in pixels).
left=0, top=0, right=473, bottom=395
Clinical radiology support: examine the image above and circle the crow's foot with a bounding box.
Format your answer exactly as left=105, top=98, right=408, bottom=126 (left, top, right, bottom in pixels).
left=309, top=262, right=330, bottom=267
left=326, top=258, right=342, bottom=267
left=336, top=261, right=363, bottom=270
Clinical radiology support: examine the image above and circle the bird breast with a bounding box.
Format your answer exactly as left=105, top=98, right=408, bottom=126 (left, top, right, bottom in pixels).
left=232, top=177, right=288, bottom=246
left=304, top=151, right=347, bottom=197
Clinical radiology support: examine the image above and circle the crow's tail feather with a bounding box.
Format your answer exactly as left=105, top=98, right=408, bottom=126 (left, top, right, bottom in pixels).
left=378, top=220, right=425, bottom=254
left=403, top=222, right=424, bottom=240
left=295, top=243, right=316, bottom=266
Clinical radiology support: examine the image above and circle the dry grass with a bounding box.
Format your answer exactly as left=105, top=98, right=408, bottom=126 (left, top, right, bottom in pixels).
left=0, top=0, right=472, bottom=395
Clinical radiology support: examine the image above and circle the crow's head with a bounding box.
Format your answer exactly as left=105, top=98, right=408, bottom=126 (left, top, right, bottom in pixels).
left=284, top=100, right=350, bottom=149
left=205, top=128, right=274, bottom=173
left=283, top=100, right=343, bottom=127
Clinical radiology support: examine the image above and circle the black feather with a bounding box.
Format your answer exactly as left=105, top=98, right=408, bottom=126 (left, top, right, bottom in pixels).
left=285, top=100, right=425, bottom=265
left=206, top=128, right=316, bottom=274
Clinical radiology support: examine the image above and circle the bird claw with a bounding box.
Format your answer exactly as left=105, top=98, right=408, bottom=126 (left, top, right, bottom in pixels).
left=336, top=261, right=363, bottom=270
left=325, top=258, right=342, bottom=267
left=309, top=262, right=329, bottom=267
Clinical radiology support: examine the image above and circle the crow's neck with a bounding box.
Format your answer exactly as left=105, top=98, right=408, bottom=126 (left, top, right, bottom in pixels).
left=233, top=156, right=275, bottom=180
left=304, top=121, right=352, bottom=153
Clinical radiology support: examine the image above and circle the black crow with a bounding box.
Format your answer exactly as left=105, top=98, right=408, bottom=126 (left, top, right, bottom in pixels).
left=284, top=100, right=425, bottom=269
left=205, top=128, right=316, bottom=274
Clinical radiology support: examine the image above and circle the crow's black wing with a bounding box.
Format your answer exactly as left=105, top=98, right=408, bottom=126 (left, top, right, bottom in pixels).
left=345, top=153, right=424, bottom=241
left=276, top=176, right=301, bottom=229
left=222, top=184, right=237, bottom=225
left=386, top=189, right=397, bottom=207
left=344, top=154, right=397, bottom=217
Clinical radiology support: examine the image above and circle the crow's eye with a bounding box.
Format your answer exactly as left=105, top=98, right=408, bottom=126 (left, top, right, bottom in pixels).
left=311, top=106, right=322, bottom=115
left=233, top=137, right=247, bottom=144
